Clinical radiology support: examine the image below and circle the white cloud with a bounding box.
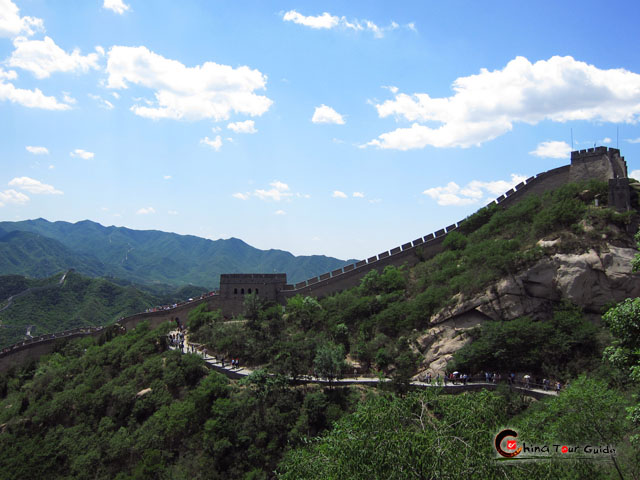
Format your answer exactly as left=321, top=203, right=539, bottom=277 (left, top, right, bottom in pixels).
left=234, top=181, right=308, bottom=202
left=0, top=74, right=71, bottom=110
left=106, top=45, right=272, bottom=122
left=62, top=92, right=76, bottom=105
left=89, top=94, right=114, bottom=110
left=70, top=149, right=94, bottom=159
left=629, top=170, right=640, bottom=180
left=0, top=189, right=29, bottom=206
left=423, top=174, right=526, bottom=206
left=283, top=11, right=339, bottom=29
left=8, top=176, right=62, bottom=194
left=163, top=175, right=172, bottom=180
left=274, top=209, right=286, bottom=215
left=353, top=192, right=365, bottom=198
left=282, top=10, right=403, bottom=38
left=48, top=164, right=54, bottom=169
left=136, top=206, right=155, bottom=215
left=167, top=210, right=178, bottom=215
left=8, top=36, right=101, bottom=79
left=103, top=0, right=130, bottom=15
left=255, top=181, right=292, bottom=201
left=529, top=141, right=572, bottom=159
left=312, top=104, right=345, bottom=124
left=0, top=0, right=44, bottom=38
left=332, top=190, right=347, bottom=198
left=25, top=145, right=48, bottom=155
left=367, top=56, right=640, bottom=150
left=227, top=119, right=257, bottom=133
left=200, top=135, right=222, bottom=151
left=0, top=68, right=17, bottom=80
left=627, top=138, right=640, bottom=144
left=601, top=137, right=612, bottom=144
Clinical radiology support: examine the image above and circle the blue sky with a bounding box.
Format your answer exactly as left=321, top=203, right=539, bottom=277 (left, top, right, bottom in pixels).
left=2, top=0, right=640, bottom=260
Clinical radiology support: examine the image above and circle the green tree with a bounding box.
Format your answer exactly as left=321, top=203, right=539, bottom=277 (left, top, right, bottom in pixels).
left=243, top=293, right=263, bottom=328
left=313, top=341, right=345, bottom=382
left=286, top=295, right=321, bottom=330
left=603, top=298, right=640, bottom=449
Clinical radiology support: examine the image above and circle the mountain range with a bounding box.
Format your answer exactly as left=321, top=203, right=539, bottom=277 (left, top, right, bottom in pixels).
left=0, top=218, right=357, bottom=288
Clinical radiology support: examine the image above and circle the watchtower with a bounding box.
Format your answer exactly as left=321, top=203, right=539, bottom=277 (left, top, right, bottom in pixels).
left=219, top=273, right=287, bottom=302
left=570, top=147, right=630, bottom=211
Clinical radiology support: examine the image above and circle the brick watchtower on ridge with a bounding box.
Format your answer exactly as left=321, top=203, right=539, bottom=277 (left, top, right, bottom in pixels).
left=569, top=146, right=631, bottom=211
left=219, top=273, right=287, bottom=302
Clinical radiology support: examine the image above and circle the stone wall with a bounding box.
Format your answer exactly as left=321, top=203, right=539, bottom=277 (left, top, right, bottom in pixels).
left=0, top=327, right=105, bottom=373
left=278, top=161, right=576, bottom=301
left=0, top=147, right=631, bottom=371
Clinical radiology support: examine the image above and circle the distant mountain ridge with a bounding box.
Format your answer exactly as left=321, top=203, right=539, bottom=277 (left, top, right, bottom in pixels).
left=0, top=218, right=357, bottom=287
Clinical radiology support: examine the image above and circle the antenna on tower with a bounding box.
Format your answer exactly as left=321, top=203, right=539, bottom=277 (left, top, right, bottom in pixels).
left=571, top=128, right=573, bottom=150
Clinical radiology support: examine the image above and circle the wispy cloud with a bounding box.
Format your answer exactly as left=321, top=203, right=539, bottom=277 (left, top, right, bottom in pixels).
left=423, top=174, right=526, bottom=206
left=70, top=149, right=94, bottom=159
left=8, top=176, right=62, bottom=194
left=25, top=145, right=48, bottom=155
left=233, top=181, right=310, bottom=202
left=228, top=120, right=257, bottom=134
left=283, top=10, right=409, bottom=38
left=529, top=141, right=571, bottom=159
left=103, top=0, right=130, bottom=15
left=200, top=135, right=222, bottom=151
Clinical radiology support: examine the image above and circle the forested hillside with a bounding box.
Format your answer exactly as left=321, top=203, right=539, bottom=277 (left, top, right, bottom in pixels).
left=0, top=272, right=169, bottom=348
left=1, top=180, right=639, bottom=478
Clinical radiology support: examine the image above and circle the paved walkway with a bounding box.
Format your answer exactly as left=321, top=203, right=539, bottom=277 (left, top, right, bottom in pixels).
left=169, top=330, right=557, bottom=398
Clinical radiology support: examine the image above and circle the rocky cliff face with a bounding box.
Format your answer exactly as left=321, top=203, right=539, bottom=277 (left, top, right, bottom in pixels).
left=415, top=243, right=640, bottom=375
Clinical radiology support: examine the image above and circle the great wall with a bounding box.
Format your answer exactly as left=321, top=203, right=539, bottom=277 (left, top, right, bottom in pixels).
left=0, top=146, right=633, bottom=372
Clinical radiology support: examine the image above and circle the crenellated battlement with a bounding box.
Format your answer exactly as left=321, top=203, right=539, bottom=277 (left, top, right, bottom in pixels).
left=570, top=146, right=621, bottom=159
left=570, top=146, right=627, bottom=183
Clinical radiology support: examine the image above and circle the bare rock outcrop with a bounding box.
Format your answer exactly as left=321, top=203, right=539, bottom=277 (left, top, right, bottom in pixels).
left=416, top=244, right=640, bottom=375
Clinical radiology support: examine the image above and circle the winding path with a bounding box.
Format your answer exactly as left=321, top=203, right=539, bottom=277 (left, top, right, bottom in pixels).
left=170, top=332, right=557, bottom=398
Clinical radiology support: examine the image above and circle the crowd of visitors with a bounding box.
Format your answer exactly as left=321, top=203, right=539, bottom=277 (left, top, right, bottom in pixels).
left=144, top=291, right=218, bottom=314
left=418, top=370, right=565, bottom=391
